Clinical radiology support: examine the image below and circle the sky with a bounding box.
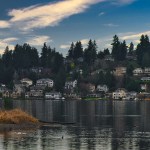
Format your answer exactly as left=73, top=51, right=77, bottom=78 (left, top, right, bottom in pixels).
left=0, top=0, right=150, bottom=56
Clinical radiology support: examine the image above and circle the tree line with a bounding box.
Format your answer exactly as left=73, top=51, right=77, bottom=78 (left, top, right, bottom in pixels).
left=0, top=34, right=150, bottom=91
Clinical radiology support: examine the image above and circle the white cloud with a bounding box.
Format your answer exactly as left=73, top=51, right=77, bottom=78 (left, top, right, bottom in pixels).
left=6, top=0, right=105, bottom=31
left=0, top=20, right=11, bottom=28
left=0, top=37, right=18, bottom=54
left=26, top=36, right=52, bottom=46
left=120, top=31, right=150, bottom=41
left=60, top=44, right=70, bottom=49
left=99, top=12, right=105, bottom=16
left=104, top=23, right=119, bottom=27
left=81, top=39, right=89, bottom=45
left=2, top=37, right=18, bottom=43
left=0, top=0, right=136, bottom=31
left=113, top=0, right=136, bottom=5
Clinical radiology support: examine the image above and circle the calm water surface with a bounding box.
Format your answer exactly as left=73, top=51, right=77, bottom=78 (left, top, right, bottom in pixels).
left=1, top=100, right=150, bottom=150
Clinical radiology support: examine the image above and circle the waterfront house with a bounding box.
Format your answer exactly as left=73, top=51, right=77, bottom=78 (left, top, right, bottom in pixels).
left=45, top=92, right=62, bottom=99
left=141, top=84, right=147, bottom=91
left=125, top=92, right=137, bottom=100
left=11, top=91, right=22, bottom=99
left=112, top=88, right=127, bottom=100
left=2, top=90, right=12, bottom=98
left=28, top=85, right=45, bottom=97
left=133, top=68, right=143, bottom=76
left=97, top=85, right=109, bottom=93
left=36, top=78, right=54, bottom=88
left=20, top=78, right=33, bottom=87
left=113, top=67, right=127, bottom=76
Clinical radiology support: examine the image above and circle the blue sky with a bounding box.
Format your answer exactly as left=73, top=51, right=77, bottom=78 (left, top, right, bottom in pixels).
left=0, top=0, right=150, bottom=55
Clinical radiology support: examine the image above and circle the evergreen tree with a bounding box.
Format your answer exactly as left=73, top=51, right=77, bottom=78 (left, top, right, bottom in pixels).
left=67, top=42, right=74, bottom=59
left=2, top=46, right=13, bottom=68
left=54, top=67, right=66, bottom=92
left=136, top=35, right=150, bottom=65
left=73, top=41, right=83, bottom=59
left=111, top=36, right=127, bottom=61
left=111, top=35, right=120, bottom=60
left=128, top=42, right=134, bottom=55
left=103, top=48, right=110, bottom=56
left=41, top=43, right=48, bottom=67
left=84, top=39, right=97, bottom=65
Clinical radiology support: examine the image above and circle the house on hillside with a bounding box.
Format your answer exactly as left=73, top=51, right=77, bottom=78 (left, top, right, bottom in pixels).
left=14, top=80, right=25, bottom=94
left=133, top=68, right=143, bottom=76
left=104, top=55, right=114, bottom=62
left=65, top=80, right=77, bottom=90
left=113, top=67, right=126, bottom=76
left=97, top=85, right=109, bottom=93
left=20, top=78, right=33, bottom=87
left=36, top=78, right=54, bottom=88
left=144, top=68, right=150, bottom=75
left=87, top=83, right=95, bottom=93
left=141, top=77, right=150, bottom=82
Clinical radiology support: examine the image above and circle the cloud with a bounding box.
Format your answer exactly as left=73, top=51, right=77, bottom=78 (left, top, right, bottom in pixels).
left=103, top=23, right=119, bottom=27
left=0, top=37, right=18, bottom=54
left=60, top=38, right=89, bottom=50
left=0, top=0, right=136, bottom=31
left=60, top=44, right=70, bottom=49
left=6, top=0, right=105, bottom=31
left=120, top=31, right=150, bottom=41
left=99, top=12, right=105, bottom=16
left=26, top=36, right=52, bottom=46
left=113, top=0, right=137, bottom=5
left=0, top=20, right=11, bottom=28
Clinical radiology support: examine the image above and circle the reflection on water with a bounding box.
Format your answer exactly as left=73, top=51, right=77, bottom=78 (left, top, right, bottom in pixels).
left=1, top=100, right=150, bottom=150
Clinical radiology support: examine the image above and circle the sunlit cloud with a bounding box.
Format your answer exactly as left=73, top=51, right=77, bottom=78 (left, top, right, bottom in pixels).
left=6, top=0, right=105, bottom=31
left=0, top=20, right=11, bottom=28
left=0, top=37, right=18, bottom=54
left=0, top=0, right=136, bottom=31
left=26, top=36, right=52, bottom=46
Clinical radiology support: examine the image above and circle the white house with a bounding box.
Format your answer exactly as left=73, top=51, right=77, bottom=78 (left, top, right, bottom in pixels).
left=20, top=78, right=33, bottom=87
left=112, top=88, right=127, bottom=100
left=29, top=85, right=45, bottom=97
left=65, top=80, right=77, bottom=89
left=14, top=81, right=25, bottom=94
left=125, top=92, right=137, bottom=100
left=144, top=68, right=150, bottom=74
left=36, top=78, right=54, bottom=88
left=45, top=92, right=62, bottom=99
left=133, top=68, right=143, bottom=76
left=88, top=83, right=95, bottom=93
left=97, top=85, right=108, bottom=93
left=141, top=84, right=147, bottom=91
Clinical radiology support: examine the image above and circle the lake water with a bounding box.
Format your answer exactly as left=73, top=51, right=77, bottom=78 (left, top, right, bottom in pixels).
left=1, top=100, right=150, bottom=150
